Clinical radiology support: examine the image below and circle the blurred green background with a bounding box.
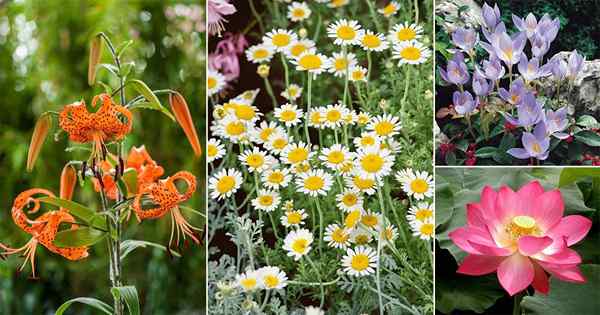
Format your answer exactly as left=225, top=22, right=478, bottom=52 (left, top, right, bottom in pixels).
left=0, top=0, right=206, bottom=314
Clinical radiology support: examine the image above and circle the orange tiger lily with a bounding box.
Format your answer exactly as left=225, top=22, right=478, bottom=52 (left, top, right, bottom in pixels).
left=133, top=171, right=200, bottom=249
left=1, top=189, right=89, bottom=278
left=59, top=93, right=132, bottom=159
left=126, top=146, right=164, bottom=192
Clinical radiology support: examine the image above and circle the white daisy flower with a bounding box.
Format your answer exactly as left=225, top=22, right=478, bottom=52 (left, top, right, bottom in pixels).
left=383, top=224, right=399, bottom=243
left=209, top=168, right=243, bottom=200
left=367, top=114, right=402, bottom=138
left=353, top=132, right=381, bottom=150
left=379, top=1, right=400, bottom=17
left=356, top=112, right=372, bottom=126
left=262, top=168, right=292, bottom=190
left=393, top=40, right=431, bottom=65
left=291, top=161, right=312, bottom=175
left=281, top=141, right=313, bottom=165
left=258, top=266, right=288, bottom=290
left=344, top=174, right=377, bottom=195
left=341, top=246, right=378, bottom=277
left=281, top=84, right=303, bottom=101
left=239, top=147, right=275, bottom=173
left=251, top=121, right=285, bottom=144
left=263, top=29, right=298, bottom=52
left=389, top=22, right=423, bottom=44
left=395, top=168, right=413, bottom=183
left=246, top=44, right=275, bottom=64
left=283, top=228, right=313, bottom=260
left=327, top=52, right=357, bottom=77
left=214, top=116, right=250, bottom=143
left=323, top=103, right=347, bottom=128
left=280, top=209, right=308, bottom=227
left=287, top=1, right=311, bottom=22
left=295, top=169, right=333, bottom=197
left=284, top=39, right=316, bottom=59
left=274, top=103, right=304, bottom=127
left=324, top=224, right=351, bottom=249
left=349, top=227, right=373, bottom=245
left=401, top=169, right=433, bottom=200
left=224, top=101, right=261, bottom=123
left=327, top=0, right=349, bottom=8
left=291, top=49, right=329, bottom=75
left=320, top=144, right=354, bottom=171
left=207, top=69, right=226, bottom=96
left=264, top=131, right=291, bottom=155
left=307, top=107, right=326, bottom=129
left=407, top=201, right=434, bottom=224
left=411, top=218, right=434, bottom=240
left=342, top=109, right=358, bottom=126
left=359, top=30, right=389, bottom=51
left=252, top=189, right=281, bottom=212
left=336, top=189, right=363, bottom=213
left=207, top=138, right=225, bottom=163
left=305, top=306, right=325, bottom=315
left=360, top=210, right=382, bottom=229
left=349, top=66, right=368, bottom=82
left=354, top=146, right=395, bottom=180
left=236, top=270, right=261, bottom=292
left=383, top=137, right=402, bottom=154
left=327, top=19, right=364, bottom=46
left=343, top=209, right=362, bottom=230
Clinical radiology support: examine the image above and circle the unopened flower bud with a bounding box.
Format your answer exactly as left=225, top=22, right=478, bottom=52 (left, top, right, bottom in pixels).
left=378, top=99, right=389, bottom=110
left=257, top=64, right=270, bottom=78
left=299, top=28, right=308, bottom=38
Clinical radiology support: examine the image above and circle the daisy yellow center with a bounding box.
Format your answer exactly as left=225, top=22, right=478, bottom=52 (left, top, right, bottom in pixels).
left=340, top=162, right=353, bottom=173
left=374, top=121, right=394, bottom=136
left=362, top=34, right=381, bottom=48
left=258, top=195, right=274, bottom=206
left=272, top=138, right=288, bottom=150
left=264, top=275, right=280, bottom=288
left=420, top=223, right=434, bottom=236
left=290, top=44, right=307, bottom=57
left=298, top=54, right=322, bottom=70
left=208, top=77, right=217, bottom=89
left=337, top=25, right=356, bottom=40
left=235, top=104, right=256, bottom=120
left=331, top=0, right=346, bottom=7
left=310, top=112, right=323, bottom=124
left=342, top=194, right=358, bottom=206
left=287, top=211, right=302, bottom=224
left=304, top=176, right=324, bottom=191
left=532, top=142, right=542, bottom=154
left=361, top=137, right=375, bottom=146
left=332, top=228, right=348, bottom=243
left=345, top=210, right=361, bottom=228
left=415, top=208, right=433, bottom=221
left=410, top=179, right=429, bottom=194
left=280, top=110, right=297, bottom=121
left=327, top=110, right=342, bottom=122
left=385, top=228, right=395, bottom=240
left=361, top=214, right=378, bottom=227
left=352, top=70, right=365, bottom=80
left=259, top=128, right=274, bottom=142
left=292, top=8, right=305, bottom=18
left=334, top=58, right=348, bottom=71
left=327, top=151, right=345, bottom=164
left=253, top=49, right=269, bottom=59
left=358, top=115, right=369, bottom=124
left=291, top=238, right=308, bottom=253
left=383, top=4, right=397, bottom=16
left=351, top=254, right=370, bottom=271
left=272, top=33, right=291, bottom=47
left=268, top=172, right=284, bottom=184
left=288, top=148, right=309, bottom=164
left=400, top=46, right=422, bottom=61
left=506, top=215, right=540, bottom=239
left=217, top=176, right=235, bottom=193
left=240, top=278, right=257, bottom=290
left=361, top=153, right=384, bottom=173
left=246, top=154, right=265, bottom=168
left=354, top=234, right=370, bottom=245
left=225, top=121, right=246, bottom=136
left=397, top=28, right=416, bottom=41
left=354, top=176, right=375, bottom=190
left=208, top=144, right=217, bottom=157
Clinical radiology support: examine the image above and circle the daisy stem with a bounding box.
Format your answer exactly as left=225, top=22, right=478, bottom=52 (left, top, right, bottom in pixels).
left=342, top=46, right=349, bottom=108
left=414, top=0, right=420, bottom=23
left=269, top=212, right=280, bottom=240
left=355, top=82, right=367, bottom=110
left=334, top=128, right=339, bottom=144
left=365, top=0, right=383, bottom=33
left=401, top=65, right=411, bottom=119
left=305, top=256, right=325, bottom=308
left=280, top=54, right=290, bottom=94
left=314, top=198, right=324, bottom=255
left=263, top=77, right=279, bottom=109
left=366, top=51, right=372, bottom=97
left=376, top=187, right=387, bottom=315
left=259, top=289, right=271, bottom=312
left=248, top=0, right=265, bottom=34
left=304, top=73, right=312, bottom=146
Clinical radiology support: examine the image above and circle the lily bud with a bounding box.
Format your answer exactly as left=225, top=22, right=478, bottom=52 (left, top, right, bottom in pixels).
left=169, top=92, right=202, bottom=157
left=88, top=34, right=103, bottom=86
left=26, top=113, right=52, bottom=172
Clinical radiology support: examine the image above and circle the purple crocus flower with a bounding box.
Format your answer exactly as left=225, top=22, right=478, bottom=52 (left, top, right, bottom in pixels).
left=549, top=55, right=568, bottom=81
left=482, top=22, right=507, bottom=52
left=507, top=122, right=550, bottom=160
left=482, top=3, right=502, bottom=30
left=567, top=50, right=585, bottom=81
left=492, top=31, right=527, bottom=66
left=440, top=53, right=470, bottom=86
left=451, top=27, right=479, bottom=52
left=512, top=13, right=539, bottom=38
left=537, top=14, right=560, bottom=43
left=472, top=70, right=492, bottom=96
left=453, top=90, right=477, bottom=115
left=545, top=107, right=570, bottom=139
left=503, top=91, right=544, bottom=128
left=517, top=55, right=549, bottom=82
left=480, top=57, right=505, bottom=81
left=530, top=33, right=550, bottom=58
left=498, top=78, right=527, bottom=106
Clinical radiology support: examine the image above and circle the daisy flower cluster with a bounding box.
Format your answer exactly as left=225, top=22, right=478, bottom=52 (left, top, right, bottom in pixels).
left=208, top=1, right=433, bottom=314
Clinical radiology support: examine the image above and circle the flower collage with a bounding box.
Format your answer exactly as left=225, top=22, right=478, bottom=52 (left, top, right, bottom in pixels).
left=1, top=0, right=599, bottom=314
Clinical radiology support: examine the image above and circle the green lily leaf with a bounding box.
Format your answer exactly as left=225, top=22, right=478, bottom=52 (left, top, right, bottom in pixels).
left=55, top=297, right=113, bottom=315
left=128, top=79, right=175, bottom=121
left=54, top=228, right=107, bottom=247
left=111, top=286, right=140, bottom=315
left=120, top=240, right=181, bottom=260
left=38, top=197, right=108, bottom=231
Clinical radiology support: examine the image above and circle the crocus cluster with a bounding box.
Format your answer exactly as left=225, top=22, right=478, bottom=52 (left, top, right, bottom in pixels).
left=438, top=3, right=585, bottom=163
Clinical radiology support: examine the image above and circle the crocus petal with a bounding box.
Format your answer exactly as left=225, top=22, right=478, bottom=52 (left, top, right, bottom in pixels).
left=531, top=262, right=550, bottom=294
left=518, top=236, right=552, bottom=256
left=467, top=240, right=513, bottom=256
left=507, top=148, right=530, bottom=159
left=466, top=203, right=486, bottom=228
left=546, top=215, right=592, bottom=246
left=532, top=190, right=564, bottom=231
left=457, top=254, right=504, bottom=275
left=517, top=181, right=545, bottom=216
left=497, top=254, right=534, bottom=296
left=169, top=92, right=202, bottom=157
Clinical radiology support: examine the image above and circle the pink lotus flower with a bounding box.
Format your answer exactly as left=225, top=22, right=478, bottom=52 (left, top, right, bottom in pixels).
left=449, top=181, right=592, bottom=296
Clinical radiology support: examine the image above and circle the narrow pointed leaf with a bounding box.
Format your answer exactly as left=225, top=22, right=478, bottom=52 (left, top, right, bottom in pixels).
left=88, top=34, right=103, bottom=85
left=38, top=197, right=108, bottom=231
left=129, top=80, right=175, bottom=120
left=55, top=297, right=113, bottom=315
left=54, top=228, right=107, bottom=247
left=169, top=92, right=201, bottom=157
left=111, top=286, right=140, bottom=315
left=120, top=240, right=181, bottom=260
left=27, top=113, right=52, bottom=172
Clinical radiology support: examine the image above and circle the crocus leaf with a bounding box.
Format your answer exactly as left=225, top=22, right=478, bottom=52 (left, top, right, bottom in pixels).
left=576, top=115, right=599, bottom=128
left=128, top=79, right=175, bottom=121
left=574, top=130, right=600, bottom=147
left=38, top=197, right=108, bottom=231
left=55, top=297, right=113, bottom=315
left=110, top=286, right=140, bottom=315
left=53, top=228, right=107, bottom=247
left=521, top=264, right=600, bottom=315
left=26, top=113, right=52, bottom=172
